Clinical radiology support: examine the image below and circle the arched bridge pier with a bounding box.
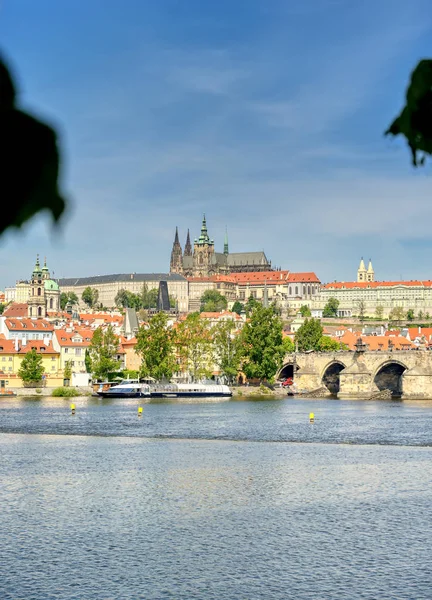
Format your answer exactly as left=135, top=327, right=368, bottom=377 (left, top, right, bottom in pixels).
left=279, top=351, right=432, bottom=399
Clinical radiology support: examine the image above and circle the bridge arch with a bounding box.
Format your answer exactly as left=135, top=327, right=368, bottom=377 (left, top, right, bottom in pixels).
left=373, top=360, right=408, bottom=397
left=321, top=361, right=346, bottom=395
left=277, top=362, right=300, bottom=381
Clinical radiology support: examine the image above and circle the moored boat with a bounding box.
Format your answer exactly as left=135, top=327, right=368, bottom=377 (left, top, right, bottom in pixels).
left=150, top=383, right=232, bottom=398
left=97, top=381, right=151, bottom=398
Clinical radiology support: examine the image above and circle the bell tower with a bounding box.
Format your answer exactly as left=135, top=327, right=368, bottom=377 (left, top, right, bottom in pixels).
left=193, top=215, right=215, bottom=277
left=357, top=257, right=367, bottom=282
left=28, top=255, right=47, bottom=318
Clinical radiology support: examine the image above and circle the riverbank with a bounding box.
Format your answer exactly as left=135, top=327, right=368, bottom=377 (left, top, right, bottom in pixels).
left=9, top=386, right=93, bottom=397
left=232, top=385, right=286, bottom=399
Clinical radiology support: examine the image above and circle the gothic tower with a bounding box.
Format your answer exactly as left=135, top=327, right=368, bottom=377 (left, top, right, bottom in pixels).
left=28, top=255, right=47, bottom=318
left=357, top=257, right=367, bottom=282
left=224, top=227, right=229, bottom=256
left=184, top=229, right=192, bottom=257
left=193, top=215, right=215, bottom=277
left=170, top=227, right=183, bottom=274
left=367, top=259, right=375, bottom=282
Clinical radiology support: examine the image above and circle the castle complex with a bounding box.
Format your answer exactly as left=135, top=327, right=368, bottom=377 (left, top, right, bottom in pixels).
left=170, top=216, right=272, bottom=278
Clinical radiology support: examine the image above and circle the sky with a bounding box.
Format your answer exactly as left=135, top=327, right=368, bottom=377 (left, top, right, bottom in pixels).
left=1, top=0, right=432, bottom=287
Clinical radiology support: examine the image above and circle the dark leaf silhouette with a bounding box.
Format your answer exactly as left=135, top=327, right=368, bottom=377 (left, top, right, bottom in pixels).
left=1, top=57, right=66, bottom=235
left=385, top=59, right=432, bottom=166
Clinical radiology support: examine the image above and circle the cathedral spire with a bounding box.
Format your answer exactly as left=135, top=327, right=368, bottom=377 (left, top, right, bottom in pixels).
left=170, top=226, right=183, bottom=274
left=184, top=229, right=192, bottom=257
left=224, top=227, right=229, bottom=255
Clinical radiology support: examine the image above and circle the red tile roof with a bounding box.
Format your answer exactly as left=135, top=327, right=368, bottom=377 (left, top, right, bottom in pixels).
left=325, top=280, right=432, bottom=289
left=229, top=271, right=320, bottom=285
left=54, top=330, right=93, bottom=347
left=3, top=303, right=28, bottom=318
left=17, top=340, right=59, bottom=354
left=5, top=318, right=54, bottom=331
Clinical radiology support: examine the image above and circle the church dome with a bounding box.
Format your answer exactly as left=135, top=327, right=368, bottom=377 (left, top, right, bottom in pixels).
left=44, top=279, right=59, bottom=291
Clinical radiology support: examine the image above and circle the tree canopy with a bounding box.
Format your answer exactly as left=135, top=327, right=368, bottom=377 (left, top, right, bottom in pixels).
left=323, top=297, right=339, bottom=318
left=385, top=59, right=432, bottom=166
left=60, top=291, right=78, bottom=310
left=135, top=312, right=177, bottom=381
left=212, top=320, right=242, bottom=383
left=299, top=305, right=311, bottom=317
left=240, top=304, right=284, bottom=381
left=295, top=318, right=323, bottom=352
left=200, top=290, right=228, bottom=313
left=18, top=349, right=44, bottom=383
left=82, top=287, right=99, bottom=309
left=175, top=313, right=213, bottom=381
left=231, top=301, right=244, bottom=315
left=88, top=325, right=120, bottom=379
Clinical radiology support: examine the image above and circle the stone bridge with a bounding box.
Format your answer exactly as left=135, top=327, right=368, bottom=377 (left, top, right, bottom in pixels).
left=278, top=350, right=432, bottom=399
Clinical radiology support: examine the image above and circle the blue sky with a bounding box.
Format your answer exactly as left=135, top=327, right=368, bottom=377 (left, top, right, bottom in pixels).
left=1, top=0, right=432, bottom=287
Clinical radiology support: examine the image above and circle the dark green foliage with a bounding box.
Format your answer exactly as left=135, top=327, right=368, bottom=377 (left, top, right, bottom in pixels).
left=135, top=312, right=176, bottom=381
left=244, top=294, right=259, bottom=315
left=200, top=290, right=228, bottom=313
left=299, top=305, right=311, bottom=317
left=115, top=286, right=158, bottom=310
left=282, top=336, right=295, bottom=353
left=212, top=320, right=242, bottom=383
left=0, top=303, right=5, bottom=314
left=232, top=301, right=244, bottom=315
left=89, top=325, right=120, bottom=379
left=317, top=336, right=344, bottom=352
left=175, top=312, right=213, bottom=381
left=385, top=59, right=432, bottom=166
left=323, top=297, right=339, bottom=318
left=18, top=349, right=44, bottom=383
left=240, top=304, right=285, bottom=381
left=295, top=318, right=323, bottom=352
left=60, top=292, right=78, bottom=310
left=84, top=349, right=92, bottom=373
left=406, top=309, right=415, bottom=321
left=82, top=287, right=99, bottom=308
left=1, top=57, right=66, bottom=236
left=63, top=360, right=72, bottom=380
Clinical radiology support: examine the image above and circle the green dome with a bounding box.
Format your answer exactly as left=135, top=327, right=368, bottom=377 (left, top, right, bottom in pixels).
left=44, top=279, right=59, bottom=291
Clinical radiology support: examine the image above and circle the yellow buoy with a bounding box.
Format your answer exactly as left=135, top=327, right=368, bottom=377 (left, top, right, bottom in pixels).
left=138, top=406, right=143, bottom=417
left=309, top=412, right=315, bottom=423
left=71, top=403, right=76, bottom=415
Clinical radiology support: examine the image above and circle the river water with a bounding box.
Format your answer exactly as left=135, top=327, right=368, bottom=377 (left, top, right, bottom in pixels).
left=1, top=396, right=431, bottom=599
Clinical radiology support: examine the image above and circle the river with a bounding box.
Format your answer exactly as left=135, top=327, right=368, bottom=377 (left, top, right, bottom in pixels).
left=1, top=396, right=431, bottom=599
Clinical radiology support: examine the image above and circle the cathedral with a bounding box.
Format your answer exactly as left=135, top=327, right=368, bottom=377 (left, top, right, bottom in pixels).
left=170, top=216, right=272, bottom=278
left=27, top=256, right=60, bottom=317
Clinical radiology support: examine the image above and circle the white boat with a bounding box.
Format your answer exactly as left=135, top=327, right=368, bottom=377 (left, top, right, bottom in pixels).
left=150, top=383, right=232, bottom=398
left=97, top=381, right=151, bottom=398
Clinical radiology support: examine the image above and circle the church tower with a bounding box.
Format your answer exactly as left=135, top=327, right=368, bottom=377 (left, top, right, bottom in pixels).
left=367, top=259, right=375, bottom=282
left=224, top=227, right=229, bottom=256
left=170, top=227, right=183, bottom=274
left=28, top=255, right=47, bottom=318
left=184, top=229, right=192, bottom=257
left=193, top=215, right=215, bottom=277
left=357, top=257, right=367, bottom=282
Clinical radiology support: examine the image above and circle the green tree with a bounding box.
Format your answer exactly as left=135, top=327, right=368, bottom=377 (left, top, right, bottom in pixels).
left=385, top=59, right=432, bottom=166
left=82, top=287, right=99, bottom=309
left=317, top=336, right=343, bottom=352
left=0, top=303, right=5, bottom=315
left=240, top=304, right=284, bottom=381
left=18, top=349, right=44, bottom=384
left=375, top=305, right=384, bottom=320
left=295, top=318, right=323, bottom=352
left=60, top=291, right=78, bottom=310
left=63, top=360, right=72, bottom=380
left=200, top=290, right=228, bottom=313
left=323, top=297, right=339, bottom=318
left=89, top=325, right=120, bottom=379
left=406, top=308, right=415, bottom=321
left=212, top=320, right=242, bottom=383
left=84, top=348, right=92, bottom=373
left=142, top=288, right=158, bottom=309
left=389, top=306, right=406, bottom=324
left=355, top=299, right=366, bottom=322
left=299, top=305, right=311, bottom=317
left=115, top=289, right=142, bottom=310
left=418, top=310, right=425, bottom=320
left=245, top=294, right=259, bottom=315
left=175, top=313, right=213, bottom=381
left=232, top=301, right=244, bottom=315
left=135, top=312, right=177, bottom=381
left=282, top=336, right=295, bottom=354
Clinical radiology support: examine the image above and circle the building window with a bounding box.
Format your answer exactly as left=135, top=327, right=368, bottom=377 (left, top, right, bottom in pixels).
left=64, top=348, right=68, bottom=354
left=76, top=348, right=82, bottom=356
left=38, top=307, right=42, bottom=317
left=295, top=286, right=298, bottom=296
left=9, top=357, right=12, bottom=361
left=38, top=288, right=41, bottom=296
left=50, top=298, right=53, bottom=309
